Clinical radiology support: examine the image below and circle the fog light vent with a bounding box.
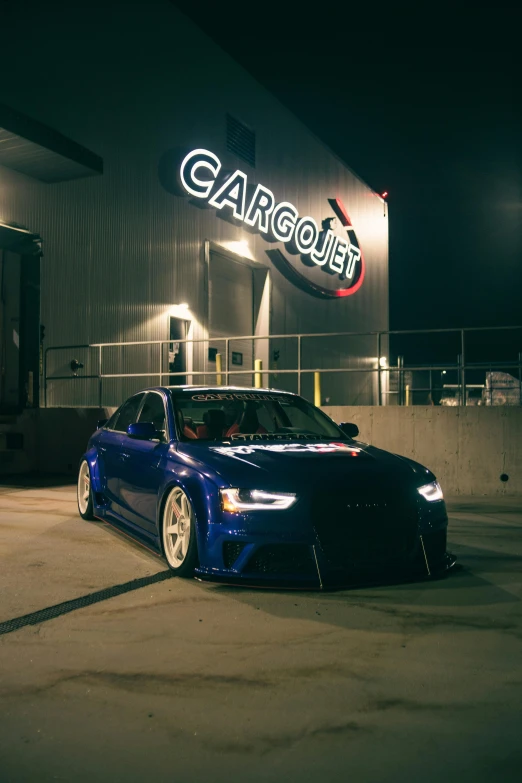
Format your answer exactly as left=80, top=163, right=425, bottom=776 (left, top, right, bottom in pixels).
left=223, top=541, right=246, bottom=569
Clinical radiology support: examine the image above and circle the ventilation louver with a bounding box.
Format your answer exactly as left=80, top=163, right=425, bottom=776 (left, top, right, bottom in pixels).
left=226, top=114, right=255, bottom=168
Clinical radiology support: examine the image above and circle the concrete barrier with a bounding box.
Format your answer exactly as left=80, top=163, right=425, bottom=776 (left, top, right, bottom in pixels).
left=37, top=408, right=111, bottom=474
left=322, top=406, right=522, bottom=496
left=3, top=405, right=521, bottom=496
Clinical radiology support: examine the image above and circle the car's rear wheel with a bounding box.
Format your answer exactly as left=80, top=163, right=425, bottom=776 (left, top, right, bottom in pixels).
left=77, top=459, right=94, bottom=520
left=162, top=487, right=198, bottom=576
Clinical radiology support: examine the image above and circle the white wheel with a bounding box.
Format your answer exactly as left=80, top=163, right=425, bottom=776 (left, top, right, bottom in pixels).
left=77, top=460, right=94, bottom=520
left=162, top=487, right=197, bottom=575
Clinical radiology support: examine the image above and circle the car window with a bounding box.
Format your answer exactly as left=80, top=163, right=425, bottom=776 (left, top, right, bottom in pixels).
left=138, top=392, right=167, bottom=437
left=277, top=401, right=327, bottom=435
left=104, top=409, right=120, bottom=430
left=171, top=391, right=342, bottom=441
left=112, top=393, right=145, bottom=433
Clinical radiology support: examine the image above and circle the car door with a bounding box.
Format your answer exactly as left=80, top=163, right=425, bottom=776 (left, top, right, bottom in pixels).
left=117, top=391, right=170, bottom=536
left=102, top=393, right=145, bottom=515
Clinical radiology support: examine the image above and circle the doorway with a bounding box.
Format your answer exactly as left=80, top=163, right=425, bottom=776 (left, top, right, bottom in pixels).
left=168, top=316, right=190, bottom=386
left=208, top=247, right=270, bottom=387
left=0, top=241, right=41, bottom=412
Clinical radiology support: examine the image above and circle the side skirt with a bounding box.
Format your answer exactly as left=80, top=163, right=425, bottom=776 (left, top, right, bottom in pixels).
left=96, top=510, right=162, bottom=557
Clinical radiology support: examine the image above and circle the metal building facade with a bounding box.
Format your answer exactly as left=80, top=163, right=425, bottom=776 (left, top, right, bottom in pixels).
left=0, top=1, right=388, bottom=409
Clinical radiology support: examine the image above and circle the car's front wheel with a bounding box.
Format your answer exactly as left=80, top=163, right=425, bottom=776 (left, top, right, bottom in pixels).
left=162, top=487, right=198, bottom=576
left=77, top=459, right=94, bottom=520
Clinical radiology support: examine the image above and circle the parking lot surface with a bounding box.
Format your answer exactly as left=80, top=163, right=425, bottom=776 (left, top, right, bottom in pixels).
left=0, top=480, right=521, bottom=783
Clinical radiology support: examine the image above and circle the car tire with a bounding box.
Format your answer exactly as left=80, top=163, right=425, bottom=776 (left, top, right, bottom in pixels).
left=162, top=486, right=198, bottom=577
left=77, top=459, right=95, bottom=520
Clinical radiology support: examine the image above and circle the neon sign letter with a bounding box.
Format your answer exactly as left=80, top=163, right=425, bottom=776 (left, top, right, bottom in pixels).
left=179, top=149, right=221, bottom=199
left=176, top=148, right=365, bottom=295
left=208, top=170, right=248, bottom=220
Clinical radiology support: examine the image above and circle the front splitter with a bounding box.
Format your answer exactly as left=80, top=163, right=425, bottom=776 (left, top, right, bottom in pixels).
left=194, top=551, right=457, bottom=591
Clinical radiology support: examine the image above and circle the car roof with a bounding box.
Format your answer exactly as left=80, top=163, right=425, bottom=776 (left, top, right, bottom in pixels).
left=165, top=385, right=297, bottom=396
left=123, top=386, right=299, bottom=400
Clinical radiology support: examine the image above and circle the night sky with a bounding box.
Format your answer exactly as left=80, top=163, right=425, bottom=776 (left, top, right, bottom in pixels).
left=175, top=1, right=521, bottom=334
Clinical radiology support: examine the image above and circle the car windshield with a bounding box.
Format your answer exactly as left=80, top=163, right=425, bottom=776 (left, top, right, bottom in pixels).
left=171, top=391, right=344, bottom=442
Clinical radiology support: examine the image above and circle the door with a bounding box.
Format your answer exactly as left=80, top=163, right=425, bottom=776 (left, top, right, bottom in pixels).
left=0, top=248, right=41, bottom=412
left=118, top=391, right=169, bottom=535
left=209, top=251, right=254, bottom=386
left=169, top=316, right=188, bottom=386
left=101, top=393, right=145, bottom=512
left=0, top=250, right=21, bottom=410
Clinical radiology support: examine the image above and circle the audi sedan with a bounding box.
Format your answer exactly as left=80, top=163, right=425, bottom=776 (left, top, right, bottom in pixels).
left=77, top=386, right=455, bottom=588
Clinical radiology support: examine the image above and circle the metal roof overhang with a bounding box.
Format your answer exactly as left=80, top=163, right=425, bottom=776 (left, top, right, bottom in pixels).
left=0, top=222, right=43, bottom=255
left=0, top=103, right=103, bottom=183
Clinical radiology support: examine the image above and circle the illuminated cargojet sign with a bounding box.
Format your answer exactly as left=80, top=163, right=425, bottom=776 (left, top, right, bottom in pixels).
left=178, top=148, right=365, bottom=299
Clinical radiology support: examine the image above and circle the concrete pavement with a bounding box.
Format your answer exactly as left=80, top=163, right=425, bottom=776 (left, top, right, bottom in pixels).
left=0, top=481, right=521, bottom=782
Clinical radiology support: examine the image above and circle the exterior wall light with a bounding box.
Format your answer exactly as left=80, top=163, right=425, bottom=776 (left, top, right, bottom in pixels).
left=221, top=239, right=253, bottom=259
left=169, top=303, right=190, bottom=318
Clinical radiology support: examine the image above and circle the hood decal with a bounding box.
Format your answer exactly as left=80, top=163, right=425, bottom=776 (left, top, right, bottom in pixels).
left=211, top=442, right=361, bottom=457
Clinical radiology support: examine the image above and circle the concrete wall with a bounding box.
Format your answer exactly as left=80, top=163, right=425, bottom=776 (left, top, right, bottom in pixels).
left=0, top=408, right=112, bottom=477
left=323, top=406, right=522, bottom=495
left=36, top=409, right=112, bottom=475
left=3, top=405, right=521, bottom=497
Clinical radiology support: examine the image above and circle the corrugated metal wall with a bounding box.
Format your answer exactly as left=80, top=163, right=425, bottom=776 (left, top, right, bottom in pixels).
left=0, top=0, right=388, bottom=407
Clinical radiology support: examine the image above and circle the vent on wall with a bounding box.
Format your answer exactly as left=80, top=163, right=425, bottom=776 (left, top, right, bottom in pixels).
left=226, top=114, right=256, bottom=167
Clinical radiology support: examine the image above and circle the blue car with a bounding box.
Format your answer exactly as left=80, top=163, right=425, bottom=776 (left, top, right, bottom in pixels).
left=77, top=386, right=455, bottom=588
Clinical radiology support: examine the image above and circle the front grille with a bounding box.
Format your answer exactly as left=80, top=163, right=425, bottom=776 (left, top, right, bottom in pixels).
left=223, top=541, right=247, bottom=569
left=312, top=480, right=419, bottom=570
left=244, top=545, right=315, bottom=576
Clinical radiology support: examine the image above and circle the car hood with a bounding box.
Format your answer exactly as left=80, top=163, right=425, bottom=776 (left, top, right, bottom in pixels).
left=176, top=439, right=433, bottom=490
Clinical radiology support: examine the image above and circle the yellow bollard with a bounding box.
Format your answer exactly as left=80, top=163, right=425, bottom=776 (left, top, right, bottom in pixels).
left=254, top=359, right=262, bottom=388
left=405, top=383, right=410, bottom=406
left=314, top=372, right=321, bottom=407
left=216, top=353, right=222, bottom=386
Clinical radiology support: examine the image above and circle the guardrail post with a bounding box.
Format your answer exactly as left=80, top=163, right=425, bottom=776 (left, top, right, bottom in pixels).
left=405, top=384, right=410, bottom=406
left=519, top=352, right=522, bottom=406
left=377, top=332, right=382, bottom=406
left=314, top=372, right=321, bottom=407
left=43, top=347, right=48, bottom=408
left=225, top=339, right=229, bottom=386
left=216, top=353, right=222, bottom=386
left=98, top=346, right=103, bottom=408
left=460, top=330, right=466, bottom=406
left=254, top=359, right=263, bottom=388
left=297, top=335, right=302, bottom=396
left=398, top=355, right=404, bottom=405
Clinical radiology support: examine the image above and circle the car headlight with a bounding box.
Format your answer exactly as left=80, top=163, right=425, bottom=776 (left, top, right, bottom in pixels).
left=220, top=488, right=297, bottom=512
left=417, top=481, right=443, bottom=502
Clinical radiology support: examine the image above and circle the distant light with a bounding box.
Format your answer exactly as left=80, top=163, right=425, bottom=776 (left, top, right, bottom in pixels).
left=379, top=356, right=387, bottom=368
left=381, top=191, right=388, bottom=199
left=442, top=370, right=447, bottom=375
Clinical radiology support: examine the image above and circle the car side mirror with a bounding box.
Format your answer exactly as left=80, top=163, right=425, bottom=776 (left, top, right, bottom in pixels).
left=127, top=422, right=158, bottom=440
left=97, top=418, right=108, bottom=429
left=340, top=422, right=359, bottom=438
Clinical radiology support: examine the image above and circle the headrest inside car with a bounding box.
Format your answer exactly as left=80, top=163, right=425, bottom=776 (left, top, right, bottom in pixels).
left=203, top=409, right=226, bottom=437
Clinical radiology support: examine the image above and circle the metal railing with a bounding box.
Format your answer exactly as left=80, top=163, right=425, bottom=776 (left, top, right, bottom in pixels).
left=43, top=325, right=522, bottom=408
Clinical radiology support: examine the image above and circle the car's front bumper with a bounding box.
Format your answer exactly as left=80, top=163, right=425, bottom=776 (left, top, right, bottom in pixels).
left=195, top=499, right=454, bottom=589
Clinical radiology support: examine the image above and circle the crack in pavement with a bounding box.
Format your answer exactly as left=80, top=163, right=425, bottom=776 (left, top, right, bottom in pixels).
left=0, top=662, right=373, bottom=699
left=204, top=719, right=369, bottom=755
